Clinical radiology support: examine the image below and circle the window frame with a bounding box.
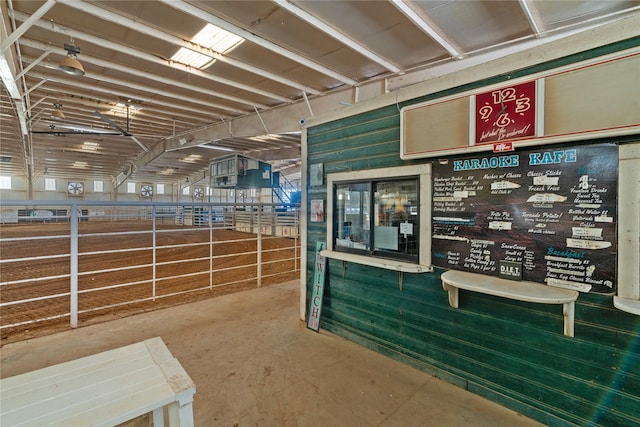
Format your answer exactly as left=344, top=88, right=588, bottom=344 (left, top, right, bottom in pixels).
left=0, top=176, right=11, bottom=189
left=325, top=164, right=432, bottom=273
left=333, top=177, right=420, bottom=263
left=45, top=178, right=56, bottom=191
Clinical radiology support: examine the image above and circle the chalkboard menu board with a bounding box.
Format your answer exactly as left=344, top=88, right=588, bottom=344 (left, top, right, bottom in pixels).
left=431, top=142, right=618, bottom=294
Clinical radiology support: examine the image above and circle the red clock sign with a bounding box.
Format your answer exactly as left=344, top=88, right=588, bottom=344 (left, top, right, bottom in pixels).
left=475, top=80, right=536, bottom=145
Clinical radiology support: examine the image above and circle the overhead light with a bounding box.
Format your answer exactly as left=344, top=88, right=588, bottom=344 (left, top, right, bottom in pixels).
left=198, top=143, right=234, bottom=152
left=108, top=102, right=140, bottom=118
left=72, top=161, right=88, bottom=169
left=82, top=141, right=100, bottom=151
left=160, top=168, right=176, bottom=175
left=62, top=147, right=102, bottom=156
left=179, top=154, right=202, bottom=163
left=51, top=103, right=65, bottom=119
left=59, top=43, right=85, bottom=76
left=249, top=134, right=281, bottom=142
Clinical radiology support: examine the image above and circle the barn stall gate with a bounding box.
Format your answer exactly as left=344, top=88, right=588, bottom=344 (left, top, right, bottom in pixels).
left=0, top=201, right=300, bottom=343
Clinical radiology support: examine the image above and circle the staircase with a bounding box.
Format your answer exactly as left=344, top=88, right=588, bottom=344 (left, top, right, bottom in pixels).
left=272, top=171, right=300, bottom=205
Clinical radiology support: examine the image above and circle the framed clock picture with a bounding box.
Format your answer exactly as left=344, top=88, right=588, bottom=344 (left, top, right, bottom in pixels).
left=475, top=80, right=537, bottom=145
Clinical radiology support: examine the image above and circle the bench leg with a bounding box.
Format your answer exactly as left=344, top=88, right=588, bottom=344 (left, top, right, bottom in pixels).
left=563, top=302, right=575, bottom=337
left=443, top=283, right=459, bottom=308
left=167, top=401, right=194, bottom=427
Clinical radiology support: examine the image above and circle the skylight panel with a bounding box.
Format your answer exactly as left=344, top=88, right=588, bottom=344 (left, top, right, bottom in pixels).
left=172, top=48, right=214, bottom=69
left=194, top=24, right=244, bottom=53
left=170, top=23, right=244, bottom=69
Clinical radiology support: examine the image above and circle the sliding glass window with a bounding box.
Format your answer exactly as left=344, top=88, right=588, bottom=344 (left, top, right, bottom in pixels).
left=334, top=177, right=419, bottom=262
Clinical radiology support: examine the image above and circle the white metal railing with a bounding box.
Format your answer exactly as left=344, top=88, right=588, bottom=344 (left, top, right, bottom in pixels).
left=0, top=201, right=300, bottom=336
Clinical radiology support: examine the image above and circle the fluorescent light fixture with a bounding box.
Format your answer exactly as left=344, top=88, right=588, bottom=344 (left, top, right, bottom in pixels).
left=249, top=134, right=281, bottom=142
left=179, top=154, right=203, bottom=163
left=82, top=142, right=100, bottom=151
left=160, top=168, right=176, bottom=175
left=198, top=143, right=234, bottom=152
left=72, top=161, right=88, bottom=169
left=171, top=23, right=244, bottom=69
left=108, top=102, right=140, bottom=118
left=63, top=147, right=102, bottom=156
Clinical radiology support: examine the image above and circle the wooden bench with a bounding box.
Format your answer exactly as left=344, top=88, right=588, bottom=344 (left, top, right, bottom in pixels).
left=0, top=337, right=195, bottom=427
left=441, top=270, right=579, bottom=337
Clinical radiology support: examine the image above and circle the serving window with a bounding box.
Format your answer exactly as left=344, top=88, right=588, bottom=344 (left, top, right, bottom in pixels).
left=324, top=165, right=432, bottom=273
left=334, top=178, right=419, bottom=262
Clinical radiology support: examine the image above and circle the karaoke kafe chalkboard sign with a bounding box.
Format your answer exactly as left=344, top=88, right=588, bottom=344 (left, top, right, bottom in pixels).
left=431, top=142, right=618, bottom=294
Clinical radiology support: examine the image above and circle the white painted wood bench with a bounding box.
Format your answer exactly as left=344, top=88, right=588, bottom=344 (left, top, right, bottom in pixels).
left=0, top=337, right=195, bottom=427
left=441, top=270, right=579, bottom=337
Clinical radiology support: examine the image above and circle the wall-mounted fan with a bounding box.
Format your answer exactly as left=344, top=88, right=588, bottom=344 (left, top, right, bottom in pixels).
left=140, top=184, right=153, bottom=198
left=193, top=187, right=205, bottom=199
left=67, top=181, right=84, bottom=196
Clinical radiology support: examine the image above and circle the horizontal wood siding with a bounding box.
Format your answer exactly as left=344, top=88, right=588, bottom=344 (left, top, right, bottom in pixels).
left=305, top=39, right=640, bottom=427
left=319, top=262, right=640, bottom=426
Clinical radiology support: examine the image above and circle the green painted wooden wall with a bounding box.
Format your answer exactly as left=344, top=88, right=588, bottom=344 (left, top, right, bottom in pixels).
left=306, top=39, right=640, bottom=427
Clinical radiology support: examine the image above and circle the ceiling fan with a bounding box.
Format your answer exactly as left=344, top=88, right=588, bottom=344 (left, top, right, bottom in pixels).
left=31, top=103, right=149, bottom=152
left=94, top=106, right=148, bottom=152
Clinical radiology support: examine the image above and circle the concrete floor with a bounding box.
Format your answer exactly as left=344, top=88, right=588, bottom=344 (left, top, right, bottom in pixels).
left=1, top=280, right=544, bottom=426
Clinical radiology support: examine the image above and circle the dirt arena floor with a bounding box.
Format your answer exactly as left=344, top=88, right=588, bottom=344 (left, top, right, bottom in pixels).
left=0, top=221, right=300, bottom=345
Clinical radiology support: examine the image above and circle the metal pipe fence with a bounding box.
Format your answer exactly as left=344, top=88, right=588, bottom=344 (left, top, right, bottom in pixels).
left=0, top=201, right=300, bottom=337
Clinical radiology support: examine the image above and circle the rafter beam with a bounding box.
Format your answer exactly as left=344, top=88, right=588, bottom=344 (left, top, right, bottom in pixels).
left=0, top=0, right=55, bottom=52
left=518, top=0, right=543, bottom=36
left=51, top=1, right=321, bottom=96
left=25, top=69, right=242, bottom=124
left=12, top=19, right=287, bottom=106
left=20, top=43, right=264, bottom=112
left=273, top=0, right=401, bottom=74
left=390, top=0, right=463, bottom=59
left=157, top=0, right=358, bottom=86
